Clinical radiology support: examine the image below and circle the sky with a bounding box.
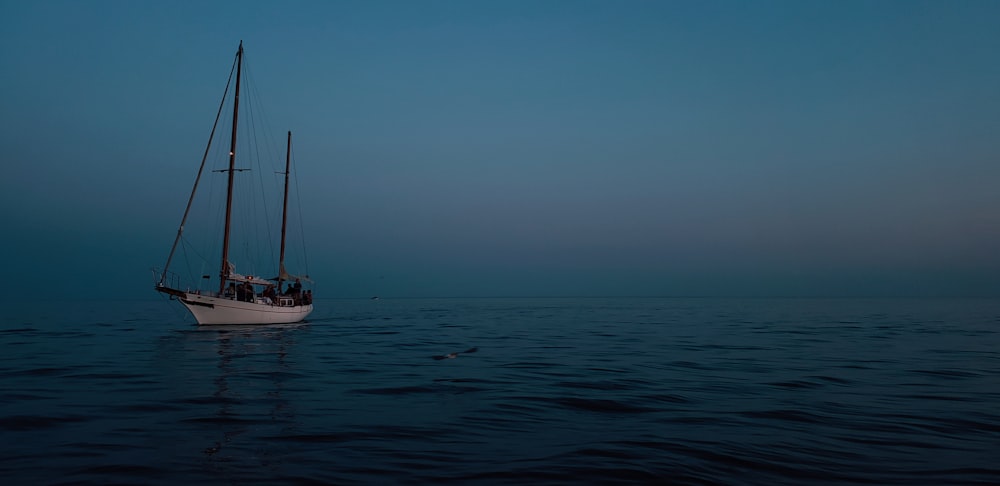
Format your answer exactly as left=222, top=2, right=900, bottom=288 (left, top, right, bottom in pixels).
left=2, top=0, right=999, bottom=299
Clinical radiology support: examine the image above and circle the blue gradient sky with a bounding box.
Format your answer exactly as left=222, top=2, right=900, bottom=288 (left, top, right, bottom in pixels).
left=2, top=0, right=999, bottom=299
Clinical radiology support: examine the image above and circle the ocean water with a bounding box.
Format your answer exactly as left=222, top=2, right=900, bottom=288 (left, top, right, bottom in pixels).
left=1, top=297, right=998, bottom=485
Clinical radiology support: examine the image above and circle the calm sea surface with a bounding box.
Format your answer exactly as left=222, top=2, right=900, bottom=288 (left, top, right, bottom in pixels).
left=2, top=297, right=998, bottom=485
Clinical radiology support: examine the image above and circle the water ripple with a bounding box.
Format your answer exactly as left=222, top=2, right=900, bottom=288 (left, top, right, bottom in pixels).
left=1, top=297, right=998, bottom=484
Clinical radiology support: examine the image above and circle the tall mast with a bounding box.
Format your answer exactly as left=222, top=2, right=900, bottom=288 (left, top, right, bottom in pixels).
left=277, top=130, right=292, bottom=291
left=157, top=53, right=237, bottom=288
left=219, top=41, right=243, bottom=294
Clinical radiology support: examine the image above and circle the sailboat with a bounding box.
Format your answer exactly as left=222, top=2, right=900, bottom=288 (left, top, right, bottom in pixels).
left=154, top=42, right=314, bottom=325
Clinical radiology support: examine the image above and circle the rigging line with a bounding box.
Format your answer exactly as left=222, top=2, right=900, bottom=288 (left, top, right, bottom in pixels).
left=242, top=180, right=259, bottom=274
left=180, top=234, right=212, bottom=268
left=251, top=62, right=280, bottom=272
left=180, top=238, right=195, bottom=288
left=180, top=236, right=210, bottom=289
left=242, top=59, right=279, bottom=267
left=290, top=144, right=311, bottom=276
left=206, top=144, right=225, bottom=284
left=243, top=76, right=268, bottom=269
left=159, top=49, right=239, bottom=286
left=242, top=55, right=279, bottom=159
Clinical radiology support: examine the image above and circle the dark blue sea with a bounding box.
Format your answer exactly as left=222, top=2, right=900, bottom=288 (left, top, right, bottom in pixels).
left=2, top=298, right=998, bottom=485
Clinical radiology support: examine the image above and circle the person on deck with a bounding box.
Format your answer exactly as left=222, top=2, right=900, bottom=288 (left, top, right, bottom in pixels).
left=242, top=281, right=255, bottom=303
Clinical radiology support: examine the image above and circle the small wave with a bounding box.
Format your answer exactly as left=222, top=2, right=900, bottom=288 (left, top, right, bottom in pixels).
left=667, top=360, right=709, bottom=370
left=909, top=369, right=982, bottom=378
left=556, top=380, right=634, bottom=391
left=62, top=441, right=134, bottom=454
left=440, top=465, right=665, bottom=484
left=543, top=396, right=657, bottom=414
left=499, top=361, right=559, bottom=369
left=65, top=372, right=148, bottom=380
left=898, top=393, right=977, bottom=402
left=264, top=433, right=354, bottom=443
left=74, top=464, right=167, bottom=476
left=178, top=395, right=241, bottom=405
left=0, top=414, right=88, bottom=431
left=180, top=415, right=265, bottom=425
left=5, top=367, right=74, bottom=377
left=740, top=409, right=826, bottom=424
left=353, top=383, right=487, bottom=395
left=353, top=385, right=438, bottom=395
left=585, top=367, right=629, bottom=373
left=106, top=402, right=184, bottom=413
left=432, top=377, right=506, bottom=384
left=641, top=393, right=691, bottom=404
left=767, top=380, right=824, bottom=389
left=812, top=375, right=852, bottom=385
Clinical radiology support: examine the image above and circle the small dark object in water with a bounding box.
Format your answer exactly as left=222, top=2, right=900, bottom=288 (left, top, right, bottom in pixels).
left=432, top=347, right=478, bottom=360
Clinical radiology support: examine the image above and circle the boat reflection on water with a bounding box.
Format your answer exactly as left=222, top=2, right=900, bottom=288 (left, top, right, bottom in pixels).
left=197, top=322, right=310, bottom=334
left=188, top=322, right=309, bottom=465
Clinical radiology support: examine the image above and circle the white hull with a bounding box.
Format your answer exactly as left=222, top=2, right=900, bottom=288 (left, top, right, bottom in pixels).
left=178, top=292, right=313, bottom=325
